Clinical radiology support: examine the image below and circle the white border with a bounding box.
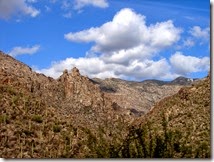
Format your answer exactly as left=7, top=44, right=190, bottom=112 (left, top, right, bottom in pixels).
left=1, top=0, right=213, bottom=162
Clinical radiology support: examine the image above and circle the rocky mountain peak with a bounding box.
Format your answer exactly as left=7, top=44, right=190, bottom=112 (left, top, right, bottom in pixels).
left=0, top=51, right=127, bottom=127
left=63, top=69, right=68, bottom=75
left=60, top=67, right=82, bottom=82
left=170, top=76, right=194, bottom=85
left=58, top=67, right=106, bottom=109
left=71, top=67, right=80, bottom=77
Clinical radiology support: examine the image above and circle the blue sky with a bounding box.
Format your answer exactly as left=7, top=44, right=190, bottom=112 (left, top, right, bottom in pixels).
left=0, top=0, right=210, bottom=81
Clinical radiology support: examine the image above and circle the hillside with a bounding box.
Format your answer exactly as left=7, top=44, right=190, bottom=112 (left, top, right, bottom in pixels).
left=0, top=51, right=130, bottom=158
left=118, top=73, right=211, bottom=158
left=0, top=51, right=210, bottom=158
left=0, top=82, right=130, bottom=158
left=0, top=51, right=131, bottom=127
left=92, top=76, right=194, bottom=115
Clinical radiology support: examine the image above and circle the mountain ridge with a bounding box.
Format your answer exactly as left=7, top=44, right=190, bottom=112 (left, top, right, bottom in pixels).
left=119, top=73, right=210, bottom=158
left=92, top=75, right=196, bottom=115
left=0, top=51, right=196, bottom=117
left=0, top=50, right=210, bottom=158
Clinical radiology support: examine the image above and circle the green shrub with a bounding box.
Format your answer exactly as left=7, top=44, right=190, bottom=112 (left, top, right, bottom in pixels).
left=0, top=115, right=9, bottom=124
left=32, top=115, right=43, bottom=123
left=53, top=125, right=61, bottom=133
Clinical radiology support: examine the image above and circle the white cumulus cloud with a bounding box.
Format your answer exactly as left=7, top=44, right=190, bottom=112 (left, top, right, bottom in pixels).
left=170, top=52, right=210, bottom=75
left=65, top=8, right=182, bottom=65
left=0, top=0, right=40, bottom=19
left=36, top=8, right=208, bottom=81
left=36, top=57, right=178, bottom=80
left=9, top=45, right=40, bottom=57
left=74, top=0, right=109, bottom=10
left=65, top=8, right=181, bottom=54
left=39, top=8, right=183, bottom=80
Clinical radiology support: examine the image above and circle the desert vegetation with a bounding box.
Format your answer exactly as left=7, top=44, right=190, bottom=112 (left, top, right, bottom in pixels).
left=0, top=73, right=210, bottom=158
left=0, top=52, right=210, bottom=158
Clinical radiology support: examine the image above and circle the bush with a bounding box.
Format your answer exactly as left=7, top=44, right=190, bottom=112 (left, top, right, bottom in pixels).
left=53, top=125, right=61, bottom=133
left=32, top=115, right=43, bottom=123
left=0, top=115, right=9, bottom=124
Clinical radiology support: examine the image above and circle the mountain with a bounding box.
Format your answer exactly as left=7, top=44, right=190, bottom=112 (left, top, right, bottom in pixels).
left=0, top=51, right=130, bottom=158
left=118, top=73, right=210, bottom=158
left=169, top=76, right=197, bottom=85
left=0, top=51, right=129, bottom=123
left=142, top=76, right=197, bottom=85
left=0, top=51, right=210, bottom=158
left=92, top=76, right=195, bottom=116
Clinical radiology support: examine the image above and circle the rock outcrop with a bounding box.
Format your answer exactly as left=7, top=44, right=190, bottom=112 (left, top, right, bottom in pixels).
left=59, top=67, right=104, bottom=107
left=0, top=50, right=210, bottom=158
left=0, top=51, right=195, bottom=119
left=124, top=73, right=211, bottom=158
left=0, top=51, right=128, bottom=131
left=92, top=77, right=191, bottom=115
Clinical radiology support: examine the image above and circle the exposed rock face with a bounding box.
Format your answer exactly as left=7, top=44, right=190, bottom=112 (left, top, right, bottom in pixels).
left=0, top=50, right=193, bottom=119
left=0, top=50, right=196, bottom=119
left=0, top=51, right=210, bottom=158
left=92, top=77, right=193, bottom=114
left=59, top=67, right=104, bottom=107
left=0, top=52, right=108, bottom=114
left=58, top=67, right=132, bottom=131
left=169, top=76, right=195, bottom=85
left=126, top=74, right=211, bottom=158
left=0, top=51, right=129, bottom=130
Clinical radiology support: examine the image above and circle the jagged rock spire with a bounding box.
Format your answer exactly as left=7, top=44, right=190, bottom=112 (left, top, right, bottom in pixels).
left=63, top=69, right=68, bottom=75
left=71, top=67, right=80, bottom=77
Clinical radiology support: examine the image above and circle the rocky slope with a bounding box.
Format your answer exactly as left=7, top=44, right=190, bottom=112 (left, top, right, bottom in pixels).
left=0, top=50, right=193, bottom=119
left=0, top=51, right=129, bottom=124
left=0, top=51, right=64, bottom=109
left=0, top=51, right=130, bottom=158
left=0, top=51, right=210, bottom=158
left=92, top=76, right=195, bottom=116
left=118, top=73, right=211, bottom=158
left=0, top=82, right=127, bottom=158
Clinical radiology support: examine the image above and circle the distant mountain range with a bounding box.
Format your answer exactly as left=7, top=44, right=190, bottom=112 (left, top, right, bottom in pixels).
left=92, top=75, right=198, bottom=116
left=141, top=76, right=198, bottom=85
